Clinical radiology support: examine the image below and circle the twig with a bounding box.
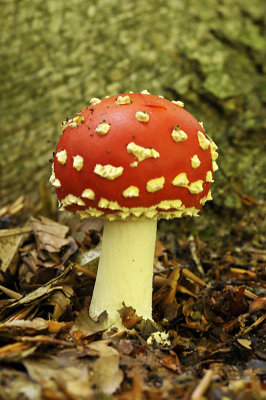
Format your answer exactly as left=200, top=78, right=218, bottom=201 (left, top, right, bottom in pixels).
left=73, top=263, right=96, bottom=279
left=9, top=304, right=36, bottom=321
left=131, top=370, right=143, bottom=400
left=191, top=369, right=214, bottom=400
left=0, top=285, right=22, bottom=299
left=236, top=246, right=266, bottom=255
left=182, top=267, right=206, bottom=287
left=0, top=228, right=32, bottom=238
left=18, top=335, right=75, bottom=347
left=244, top=289, right=258, bottom=300
left=21, top=255, right=38, bottom=274
left=0, top=195, right=26, bottom=218
left=230, top=267, right=256, bottom=279
left=188, top=235, right=204, bottom=275
left=238, top=314, right=266, bottom=336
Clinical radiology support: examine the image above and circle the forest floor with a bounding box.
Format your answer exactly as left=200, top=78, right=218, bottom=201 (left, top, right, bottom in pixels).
left=0, top=194, right=265, bottom=400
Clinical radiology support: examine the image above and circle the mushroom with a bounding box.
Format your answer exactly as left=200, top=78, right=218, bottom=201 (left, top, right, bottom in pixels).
left=51, top=92, right=218, bottom=330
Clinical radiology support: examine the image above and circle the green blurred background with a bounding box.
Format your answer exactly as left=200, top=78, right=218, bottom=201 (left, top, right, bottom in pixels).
left=0, top=0, right=265, bottom=215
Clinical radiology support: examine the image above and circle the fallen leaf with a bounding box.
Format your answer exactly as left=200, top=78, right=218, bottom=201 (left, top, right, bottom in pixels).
left=48, top=320, right=72, bottom=334
left=161, top=350, right=182, bottom=374
left=24, top=351, right=94, bottom=398
left=237, top=338, right=252, bottom=350
left=118, top=303, right=142, bottom=329
left=73, top=244, right=101, bottom=274
left=112, top=339, right=134, bottom=355
left=182, top=298, right=211, bottom=332
left=30, top=217, right=70, bottom=253
left=0, top=227, right=30, bottom=273
left=0, top=317, right=71, bottom=337
left=6, top=285, right=62, bottom=308
left=0, top=368, right=42, bottom=400
left=89, top=340, right=124, bottom=394
left=0, top=341, right=37, bottom=361
left=44, top=285, right=74, bottom=320
left=71, top=306, right=106, bottom=336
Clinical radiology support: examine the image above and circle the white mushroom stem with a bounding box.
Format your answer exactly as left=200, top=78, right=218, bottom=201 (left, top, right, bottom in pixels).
left=89, top=219, right=157, bottom=330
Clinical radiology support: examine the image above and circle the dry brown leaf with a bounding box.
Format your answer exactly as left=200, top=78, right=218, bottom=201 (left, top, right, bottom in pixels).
left=45, top=285, right=74, bottom=320
left=161, top=350, right=182, bottom=374
left=0, top=341, right=37, bottom=361
left=182, top=298, right=211, bottom=332
left=24, top=341, right=121, bottom=396
left=0, top=318, right=70, bottom=335
left=89, top=340, right=123, bottom=394
left=237, top=338, right=252, bottom=350
left=30, top=217, right=70, bottom=253
left=0, top=227, right=30, bottom=273
left=0, top=342, right=30, bottom=358
left=1, top=266, right=75, bottom=323
left=71, top=307, right=106, bottom=336
left=24, top=352, right=94, bottom=399
left=6, top=285, right=62, bottom=309
left=118, top=303, right=142, bottom=330
left=0, top=368, right=42, bottom=400
left=73, top=244, right=101, bottom=272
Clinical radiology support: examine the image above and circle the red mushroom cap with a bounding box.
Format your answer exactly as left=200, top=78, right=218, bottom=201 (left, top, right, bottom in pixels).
left=51, top=92, right=218, bottom=220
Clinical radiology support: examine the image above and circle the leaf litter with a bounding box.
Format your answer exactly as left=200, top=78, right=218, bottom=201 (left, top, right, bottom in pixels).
left=0, top=197, right=265, bottom=399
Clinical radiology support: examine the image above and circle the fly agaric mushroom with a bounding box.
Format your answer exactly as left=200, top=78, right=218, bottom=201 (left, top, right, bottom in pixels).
left=51, top=92, right=218, bottom=330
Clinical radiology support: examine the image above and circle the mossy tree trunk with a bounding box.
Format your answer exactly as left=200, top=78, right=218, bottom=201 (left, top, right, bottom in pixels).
left=0, top=0, right=265, bottom=208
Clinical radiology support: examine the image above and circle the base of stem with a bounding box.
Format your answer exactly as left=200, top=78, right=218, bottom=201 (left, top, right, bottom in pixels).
left=89, top=219, right=157, bottom=330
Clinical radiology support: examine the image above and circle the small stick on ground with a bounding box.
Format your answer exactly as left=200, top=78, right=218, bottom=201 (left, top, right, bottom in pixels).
left=238, top=314, right=266, bottom=336
left=73, top=263, right=96, bottom=279
left=191, top=369, right=214, bottom=400
left=188, top=235, right=204, bottom=275
left=0, top=285, right=22, bottom=300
